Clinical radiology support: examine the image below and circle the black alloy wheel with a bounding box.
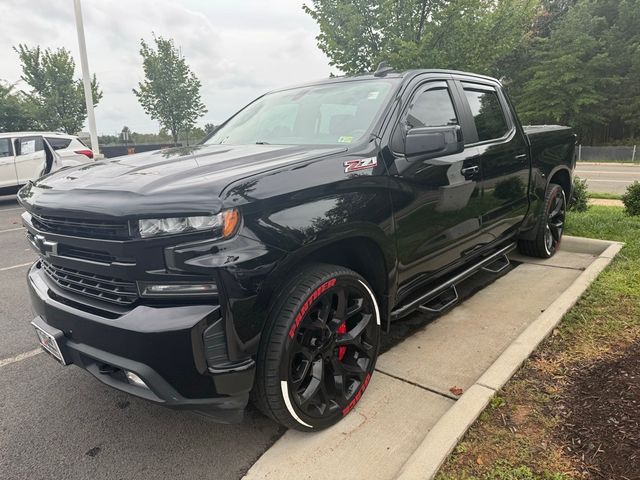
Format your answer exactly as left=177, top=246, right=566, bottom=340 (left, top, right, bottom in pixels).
left=253, top=264, right=381, bottom=431
left=518, top=182, right=566, bottom=258
left=544, top=187, right=566, bottom=255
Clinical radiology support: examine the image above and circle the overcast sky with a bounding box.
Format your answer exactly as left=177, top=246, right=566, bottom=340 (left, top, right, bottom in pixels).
left=0, top=0, right=333, bottom=135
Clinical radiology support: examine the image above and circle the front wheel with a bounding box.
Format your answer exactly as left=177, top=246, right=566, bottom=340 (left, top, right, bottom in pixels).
left=519, top=183, right=566, bottom=258
left=253, top=264, right=381, bottom=431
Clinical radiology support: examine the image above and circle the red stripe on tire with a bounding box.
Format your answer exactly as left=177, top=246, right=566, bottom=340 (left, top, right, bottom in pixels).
left=288, top=278, right=337, bottom=339
left=342, top=372, right=372, bottom=416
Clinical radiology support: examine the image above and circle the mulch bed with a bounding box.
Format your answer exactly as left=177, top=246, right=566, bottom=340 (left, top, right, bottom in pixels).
left=559, top=340, right=640, bottom=480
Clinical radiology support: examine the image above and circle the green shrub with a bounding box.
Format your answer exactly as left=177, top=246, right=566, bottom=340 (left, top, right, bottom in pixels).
left=568, top=177, right=589, bottom=212
left=622, top=181, right=640, bottom=216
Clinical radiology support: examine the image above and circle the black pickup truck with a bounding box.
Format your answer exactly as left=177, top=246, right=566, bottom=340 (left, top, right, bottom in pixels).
left=19, top=66, right=575, bottom=431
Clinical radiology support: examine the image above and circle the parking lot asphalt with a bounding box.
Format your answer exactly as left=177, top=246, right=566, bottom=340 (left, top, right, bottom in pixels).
left=0, top=195, right=284, bottom=480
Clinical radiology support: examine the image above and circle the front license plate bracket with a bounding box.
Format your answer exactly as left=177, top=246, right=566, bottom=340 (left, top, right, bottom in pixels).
left=31, top=317, right=69, bottom=365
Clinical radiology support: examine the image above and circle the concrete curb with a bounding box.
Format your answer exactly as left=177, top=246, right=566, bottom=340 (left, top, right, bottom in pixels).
left=395, top=239, right=624, bottom=480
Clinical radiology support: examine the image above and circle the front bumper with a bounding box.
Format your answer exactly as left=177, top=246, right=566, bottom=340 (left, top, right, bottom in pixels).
left=28, top=262, right=255, bottom=423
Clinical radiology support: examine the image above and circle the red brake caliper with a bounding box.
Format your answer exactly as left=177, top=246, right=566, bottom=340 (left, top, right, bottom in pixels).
left=337, top=322, right=347, bottom=361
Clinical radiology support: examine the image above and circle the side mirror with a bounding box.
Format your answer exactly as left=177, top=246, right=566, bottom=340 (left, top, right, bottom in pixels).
left=404, top=125, right=463, bottom=160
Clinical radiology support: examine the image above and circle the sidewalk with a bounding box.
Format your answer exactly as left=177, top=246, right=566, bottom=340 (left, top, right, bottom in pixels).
left=243, top=236, right=622, bottom=480
left=577, top=161, right=639, bottom=167
left=589, top=198, right=623, bottom=207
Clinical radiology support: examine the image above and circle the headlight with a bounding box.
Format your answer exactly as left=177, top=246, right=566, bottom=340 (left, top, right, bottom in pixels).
left=138, top=209, right=240, bottom=238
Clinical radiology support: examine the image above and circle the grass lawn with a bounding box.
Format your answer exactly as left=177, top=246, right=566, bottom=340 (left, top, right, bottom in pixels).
left=436, top=206, right=640, bottom=480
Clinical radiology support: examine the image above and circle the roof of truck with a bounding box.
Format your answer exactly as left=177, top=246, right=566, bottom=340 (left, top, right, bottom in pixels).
left=267, top=68, right=502, bottom=95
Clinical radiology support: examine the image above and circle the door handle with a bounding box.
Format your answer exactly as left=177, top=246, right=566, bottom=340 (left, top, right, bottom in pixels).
left=461, top=165, right=479, bottom=176
left=515, top=153, right=528, bottom=160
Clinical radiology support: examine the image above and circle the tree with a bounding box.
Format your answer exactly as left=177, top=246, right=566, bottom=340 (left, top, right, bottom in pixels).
left=0, top=80, right=39, bottom=131
left=14, top=45, right=102, bottom=134
left=133, top=35, right=207, bottom=145
left=184, top=126, right=206, bottom=145
left=303, top=0, right=539, bottom=76
left=514, top=0, right=640, bottom=143
left=304, top=0, right=640, bottom=144
left=204, top=123, right=218, bottom=135
left=98, top=134, right=119, bottom=145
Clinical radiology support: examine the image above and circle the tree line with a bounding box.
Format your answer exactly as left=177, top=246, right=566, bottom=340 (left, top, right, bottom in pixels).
left=1, top=35, right=206, bottom=146
left=98, top=123, right=217, bottom=146
left=2, top=2, right=637, bottom=145
left=304, top=0, right=640, bottom=144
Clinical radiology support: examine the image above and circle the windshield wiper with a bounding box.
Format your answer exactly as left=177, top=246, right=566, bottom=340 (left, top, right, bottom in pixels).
left=255, top=141, right=270, bottom=145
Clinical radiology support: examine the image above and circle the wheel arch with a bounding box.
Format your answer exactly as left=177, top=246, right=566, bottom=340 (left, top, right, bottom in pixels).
left=259, top=234, right=392, bottom=327
left=300, top=236, right=389, bottom=304
left=548, top=166, right=572, bottom=200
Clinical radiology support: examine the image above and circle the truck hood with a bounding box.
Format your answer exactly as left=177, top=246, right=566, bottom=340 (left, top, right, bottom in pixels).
left=19, top=143, right=345, bottom=218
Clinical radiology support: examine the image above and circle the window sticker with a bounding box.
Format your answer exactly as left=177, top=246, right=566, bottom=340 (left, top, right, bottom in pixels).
left=21, top=140, right=36, bottom=155
left=338, top=136, right=353, bottom=143
left=367, top=91, right=380, bottom=100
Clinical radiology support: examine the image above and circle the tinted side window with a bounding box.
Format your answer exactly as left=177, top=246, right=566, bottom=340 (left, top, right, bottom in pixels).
left=0, top=139, right=11, bottom=158
left=463, top=88, right=509, bottom=142
left=46, top=137, right=72, bottom=150
left=406, top=88, right=458, bottom=129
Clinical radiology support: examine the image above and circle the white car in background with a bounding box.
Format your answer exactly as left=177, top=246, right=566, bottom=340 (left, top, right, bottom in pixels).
left=0, top=132, right=94, bottom=193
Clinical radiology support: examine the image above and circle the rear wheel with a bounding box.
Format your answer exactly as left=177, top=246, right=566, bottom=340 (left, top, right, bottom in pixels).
left=519, top=183, right=566, bottom=258
left=253, top=264, right=381, bottom=431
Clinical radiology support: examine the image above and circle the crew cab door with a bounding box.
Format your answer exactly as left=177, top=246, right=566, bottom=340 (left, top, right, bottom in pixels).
left=0, top=138, right=17, bottom=188
left=386, top=79, right=489, bottom=289
left=454, top=80, right=530, bottom=239
left=14, top=136, right=46, bottom=184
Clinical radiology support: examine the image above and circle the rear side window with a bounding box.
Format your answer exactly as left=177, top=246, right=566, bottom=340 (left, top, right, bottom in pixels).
left=463, top=87, right=509, bottom=142
left=18, top=136, right=44, bottom=155
left=0, top=138, right=11, bottom=158
left=46, top=137, right=72, bottom=150
left=406, top=88, right=458, bottom=129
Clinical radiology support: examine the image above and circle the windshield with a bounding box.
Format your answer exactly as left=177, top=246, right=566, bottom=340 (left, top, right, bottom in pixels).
left=206, top=79, right=398, bottom=146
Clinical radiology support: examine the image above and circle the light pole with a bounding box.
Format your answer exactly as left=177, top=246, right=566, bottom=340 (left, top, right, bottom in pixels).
left=73, top=0, right=100, bottom=156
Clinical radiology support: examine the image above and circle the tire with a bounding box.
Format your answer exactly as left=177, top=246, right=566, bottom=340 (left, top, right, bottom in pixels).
left=253, top=263, right=381, bottom=431
left=518, top=183, right=566, bottom=258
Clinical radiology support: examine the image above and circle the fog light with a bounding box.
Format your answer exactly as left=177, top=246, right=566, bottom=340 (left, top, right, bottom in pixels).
left=138, top=282, right=218, bottom=297
left=125, top=371, right=148, bottom=389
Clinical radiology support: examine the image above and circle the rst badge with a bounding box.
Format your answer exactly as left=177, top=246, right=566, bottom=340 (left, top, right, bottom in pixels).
left=343, top=157, right=378, bottom=174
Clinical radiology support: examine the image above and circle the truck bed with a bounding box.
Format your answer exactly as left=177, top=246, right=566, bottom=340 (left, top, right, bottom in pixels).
left=524, top=124, right=575, bottom=166
left=523, top=124, right=574, bottom=142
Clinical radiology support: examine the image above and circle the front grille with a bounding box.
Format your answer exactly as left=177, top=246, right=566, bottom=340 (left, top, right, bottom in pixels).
left=58, top=245, right=116, bottom=264
left=31, top=213, right=130, bottom=240
left=41, top=260, right=138, bottom=306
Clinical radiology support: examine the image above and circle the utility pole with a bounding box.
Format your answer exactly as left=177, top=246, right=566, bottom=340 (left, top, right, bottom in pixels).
left=73, top=0, right=100, bottom=156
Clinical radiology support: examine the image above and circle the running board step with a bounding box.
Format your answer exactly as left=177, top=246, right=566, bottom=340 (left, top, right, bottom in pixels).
left=482, top=254, right=511, bottom=274
left=417, top=285, right=459, bottom=314
left=390, top=242, right=517, bottom=321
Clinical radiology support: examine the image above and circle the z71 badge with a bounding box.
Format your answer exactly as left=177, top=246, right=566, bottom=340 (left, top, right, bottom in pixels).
left=343, top=157, right=378, bottom=173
